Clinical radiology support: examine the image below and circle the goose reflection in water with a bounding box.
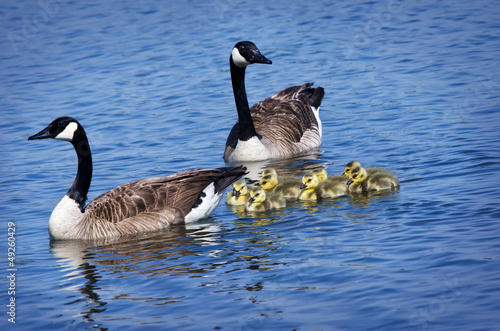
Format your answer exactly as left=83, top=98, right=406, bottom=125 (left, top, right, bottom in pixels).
left=48, top=215, right=298, bottom=327
left=49, top=225, right=211, bottom=325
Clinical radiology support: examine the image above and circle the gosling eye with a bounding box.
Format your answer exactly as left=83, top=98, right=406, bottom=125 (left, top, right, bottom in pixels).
left=353, top=174, right=358, bottom=179
left=261, top=181, right=267, bottom=185
left=308, top=179, right=312, bottom=182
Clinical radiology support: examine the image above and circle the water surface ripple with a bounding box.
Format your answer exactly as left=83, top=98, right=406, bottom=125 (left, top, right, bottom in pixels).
left=1, top=0, right=499, bottom=330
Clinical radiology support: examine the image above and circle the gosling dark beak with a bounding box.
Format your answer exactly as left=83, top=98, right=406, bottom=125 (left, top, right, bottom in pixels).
left=248, top=197, right=255, bottom=203
left=250, top=49, right=272, bottom=65
left=234, top=190, right=241, bottom=197
left=28, top=127, right=51, bottom=140
left=300, top=183, right=307, bottom=190
left=347, top=179, right=353, bottom=186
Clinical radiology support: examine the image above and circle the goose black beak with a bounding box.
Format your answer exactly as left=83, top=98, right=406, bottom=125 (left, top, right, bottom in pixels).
left=300, top=183, right=307, bottom=190
left=234, top=190, right=241, bottom=197
left=28, top=127, right=51, bottom=140
left=250, top=50, right=272, bottom=65
left=248, top=197, right=255, bottom=203
left=347, top=179, right=353, bottom=186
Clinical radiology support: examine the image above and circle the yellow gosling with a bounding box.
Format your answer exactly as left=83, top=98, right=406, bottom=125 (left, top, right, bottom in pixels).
left=344, top=160, right=394, bottom=178
left=299, top=172, right=347, bottom=201
left=259, top=168, right=301, bottom=199
left=343, top=161, right=362, bottom=178
left=313, top=168, right=328, bottom=182
left=347, top=165, right=399, bottom=193
left=245, top=186, right=286, bottom=212
left=226, top=179, right=250, bottom=206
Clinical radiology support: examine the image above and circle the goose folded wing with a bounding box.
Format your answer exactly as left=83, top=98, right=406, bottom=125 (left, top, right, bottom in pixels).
left=84, top=169, right=227, bottom=224
left=252, top=83, right=320, bottom=141
left=255, top=98, right=318, bottom=144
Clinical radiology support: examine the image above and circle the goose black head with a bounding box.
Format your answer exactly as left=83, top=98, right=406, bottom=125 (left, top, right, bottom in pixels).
left=28, top=117, right=81, bottom=142
left=231, top=41, right=272, bottom=68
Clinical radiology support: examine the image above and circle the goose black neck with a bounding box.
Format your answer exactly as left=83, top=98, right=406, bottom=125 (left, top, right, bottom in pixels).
left=68, top=129, right=92, bottom=212
left=230, top=56, right=258, bottom=141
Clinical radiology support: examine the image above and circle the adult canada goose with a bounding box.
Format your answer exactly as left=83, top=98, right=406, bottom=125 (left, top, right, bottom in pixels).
left=259, top=168, right=302, bottom=199
left=28, top=117, right=246, bottom=240
left=224, top=41, right=325, bottom=162
left=225, top=179, right=250, bottom=206
left=347, top=165, right=399, bottom=193
left=299, top=171, right=347, bottom=201
left=245, top=186, right=286, bottom=212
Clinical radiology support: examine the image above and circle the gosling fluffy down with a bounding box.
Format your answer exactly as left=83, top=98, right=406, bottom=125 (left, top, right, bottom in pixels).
left=226, top=179, right=251, bottom=206
left=299, top=171, right=347, bottom=201
left=245, top=186, right=286, bottom=212
left=344, top=161, right=394, bottom=178
left=259, top=168, right=302, bottom=199
left=346, top=165, right=399, bottom=193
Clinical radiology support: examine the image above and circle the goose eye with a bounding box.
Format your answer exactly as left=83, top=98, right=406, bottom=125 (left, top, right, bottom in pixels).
left=255, top=193, right=260, bottom=197
left=353, top=174, right=358, bottom=179
left=58, top=120, right=65, bottom=127
left=308, top=179, right=312, bottom=182
left=262, top=181, right=267, bottom=185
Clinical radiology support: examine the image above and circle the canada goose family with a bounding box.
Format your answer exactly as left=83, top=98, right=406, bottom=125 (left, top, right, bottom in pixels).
left=346, top=164, right=399, bottom=193
left=245, top=186, right=287, bottom=212
left=223, top=41, right=325, bottom=162
left=259, top=168, right=302, bottom=199
left=299, top=171, right=347, bottom=201
left=28, top=117, right=246, bottom=240
left=225, top=179, right=250, bottom=206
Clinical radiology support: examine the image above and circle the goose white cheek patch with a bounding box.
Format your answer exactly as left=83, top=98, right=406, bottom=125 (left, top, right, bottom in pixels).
left=55, top=122, right=78, bottom=141
left=231, top=47, right=251, bottom=68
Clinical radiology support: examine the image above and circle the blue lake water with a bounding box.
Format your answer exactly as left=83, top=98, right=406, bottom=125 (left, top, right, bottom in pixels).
left=1, top=0, right=500, bottom=329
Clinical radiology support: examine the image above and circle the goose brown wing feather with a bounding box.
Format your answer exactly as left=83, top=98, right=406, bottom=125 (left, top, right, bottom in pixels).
left=253, top=83, right=322, bottom=142
left=85, top=168, right=245, bottom=224
left=226, top=83, right=323, bottom=149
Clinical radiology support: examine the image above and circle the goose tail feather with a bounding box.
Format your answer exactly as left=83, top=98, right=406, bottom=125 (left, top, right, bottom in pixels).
left=301, top=84, right=325, bottom=109
left=213, top=166, right=248, bottom=194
